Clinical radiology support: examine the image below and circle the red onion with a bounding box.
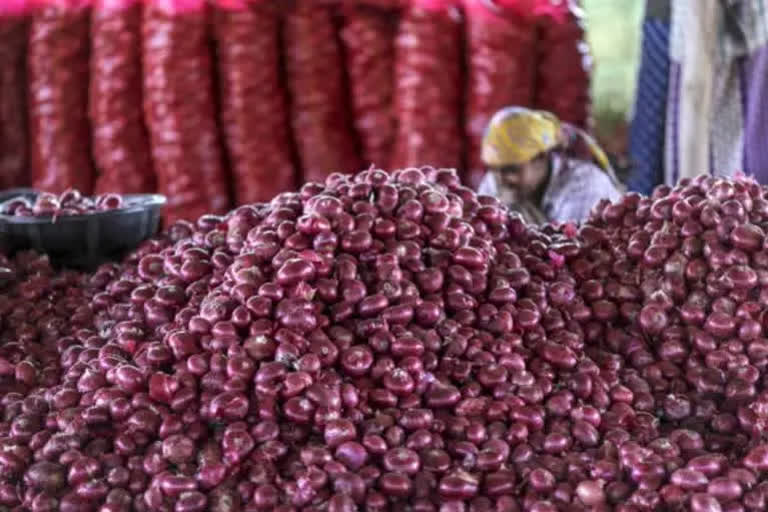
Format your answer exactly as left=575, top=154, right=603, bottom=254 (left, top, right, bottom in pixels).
left=1, top=190, right=125, bottom=218
left=6, top=172, right=768, bottom=509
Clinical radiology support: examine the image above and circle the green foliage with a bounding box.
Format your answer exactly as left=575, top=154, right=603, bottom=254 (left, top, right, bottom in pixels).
left=582, top=0, right=645, bottom=126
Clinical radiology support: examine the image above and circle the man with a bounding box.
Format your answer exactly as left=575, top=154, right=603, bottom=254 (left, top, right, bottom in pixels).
left=477, top=106, right=623, bottom=224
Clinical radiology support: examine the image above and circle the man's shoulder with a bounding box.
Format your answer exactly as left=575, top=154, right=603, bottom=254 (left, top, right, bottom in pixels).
left=552, top=159, right=612, bottom=192
left=547, top=159, right=622, bottom=210
left=563, top=158, right=605, bottom=176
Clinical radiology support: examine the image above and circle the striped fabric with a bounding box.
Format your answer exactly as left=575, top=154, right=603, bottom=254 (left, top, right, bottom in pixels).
left=714, top=0, right=768, bottom=179
left=668, top=0, right=719, bottom=183
left=665, top=0, right=768, bottom=185
left=720, top=0, right=768, bottom=58
left=711, top=59, right=744, bottom=177
left=627, top=18, right=670, bottom=196
left=743, top=44, right=768, bottom=182
left=665, top=62, right=680, bottom=184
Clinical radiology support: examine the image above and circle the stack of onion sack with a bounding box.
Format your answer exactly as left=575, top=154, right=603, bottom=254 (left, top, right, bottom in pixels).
left=90, top=0, right=155, bottom=195
left=462, top=0, right=536, bottom=189
left=211, top=0, right=296, bottom=205
left=28, top=0, right=95, bottom=194
left=391, top=0, right=464, bottom=171
left=142, top=0, right=230, bottom=225
left=533, top=0, right=591, bottom=129
left=283, top=1, right=361, bottom=184
left=317, top=0, right=406, bottom=6
left=9, top=173, right=768, bottom=511
left=340, top=3, right=397, bottom=169
left=0, top=5, right=28, bottom=190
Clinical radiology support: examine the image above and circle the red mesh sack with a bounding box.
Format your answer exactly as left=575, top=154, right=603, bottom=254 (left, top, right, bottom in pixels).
left=391, top=0, right=463, bottom=170
left=142, top=0, right=230, bottom=223
left=90, top=0, right=155, bottom=195
left=357, top=0, right=403, bottom=6
left=283, top=1, right=361, bottom=184
left=534, top=0, right=592, bottom=129
left=0, top=5, right=29, bottom=189
left=340, top=4, right=396, bottom=168
left=463, top=0, right=536, bottom=189
left=28, top=0, right=94, bottom=194
left=212, top=0, right=295, bottom=205
left=317, top=0, right=405, bottom=8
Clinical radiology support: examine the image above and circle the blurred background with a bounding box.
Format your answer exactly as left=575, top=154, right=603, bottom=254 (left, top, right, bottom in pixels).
left=583, top=0, right=644, bottom=170
left=2, top=0, right=766, bottom=223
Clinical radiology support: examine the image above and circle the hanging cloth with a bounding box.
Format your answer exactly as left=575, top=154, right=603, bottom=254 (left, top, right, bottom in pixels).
left=626, top=0, right=670, bottom=196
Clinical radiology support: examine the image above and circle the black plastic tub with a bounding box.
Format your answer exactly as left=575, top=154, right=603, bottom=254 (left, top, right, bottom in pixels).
left=0, top=188, right=37, bottom=203
left=0, top=191, right=166, bottom=270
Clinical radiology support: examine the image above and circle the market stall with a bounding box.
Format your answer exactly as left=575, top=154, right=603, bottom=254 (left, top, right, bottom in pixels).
left=0, top=167, right=767, bottom=511
left=2, top=1, right=766, bottom=512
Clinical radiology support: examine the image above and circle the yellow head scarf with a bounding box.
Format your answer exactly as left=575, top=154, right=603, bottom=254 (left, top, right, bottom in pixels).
left=481, top=106, right=613, bottom=175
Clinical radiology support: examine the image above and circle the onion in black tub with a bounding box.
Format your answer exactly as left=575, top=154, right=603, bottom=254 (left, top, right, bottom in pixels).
left=0, top=189, right=166, bottom=270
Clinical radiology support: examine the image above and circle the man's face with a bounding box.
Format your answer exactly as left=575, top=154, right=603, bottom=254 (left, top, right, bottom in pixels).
left=494, top=154, right=549, bottom=198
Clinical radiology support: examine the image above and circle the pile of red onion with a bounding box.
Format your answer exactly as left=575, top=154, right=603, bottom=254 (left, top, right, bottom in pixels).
left=1, top=189, right=124, bottom=218
left=2, top=170, right=768, bottom=512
